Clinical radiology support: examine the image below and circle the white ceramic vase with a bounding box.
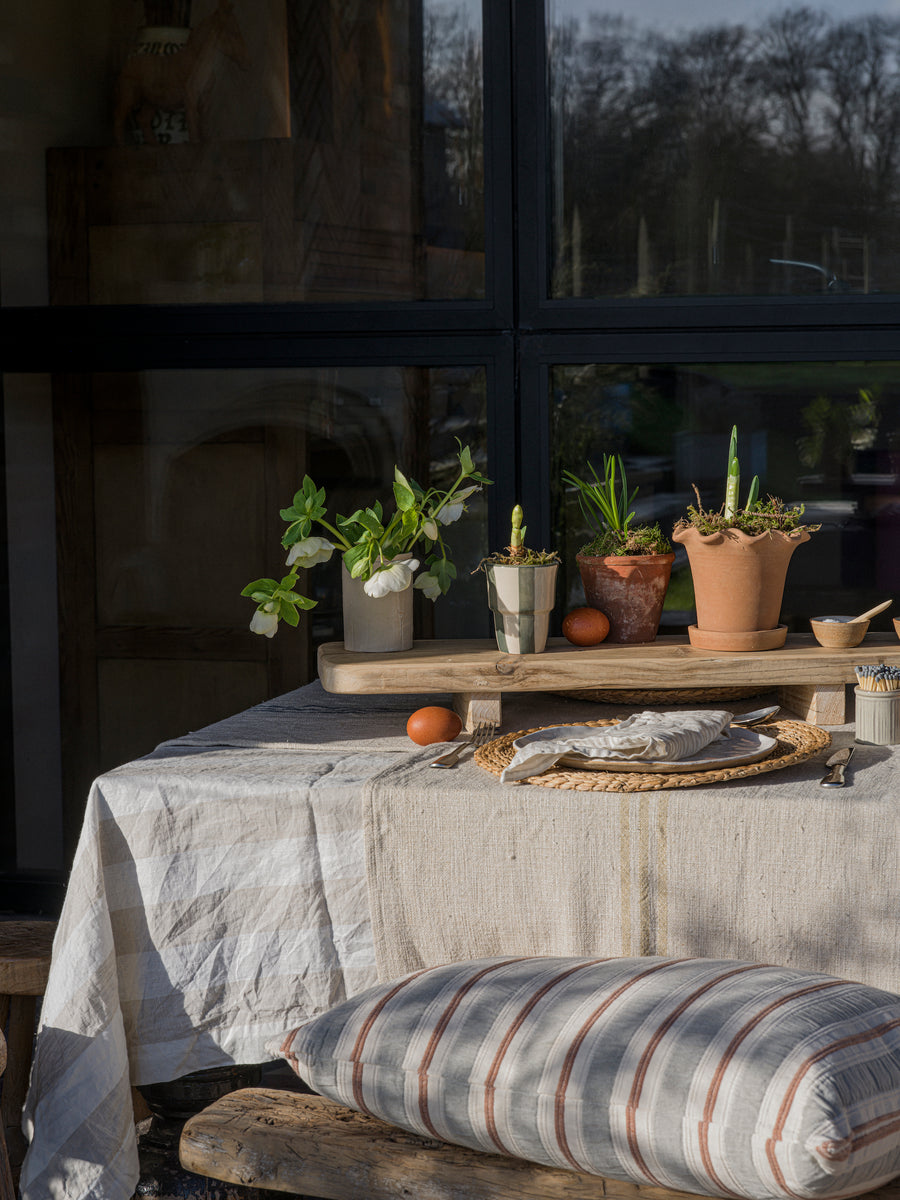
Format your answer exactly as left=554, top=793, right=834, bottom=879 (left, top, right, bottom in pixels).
left=341, top=555, right=414, bottom=653
left=484, top=562, right=558, bottom=654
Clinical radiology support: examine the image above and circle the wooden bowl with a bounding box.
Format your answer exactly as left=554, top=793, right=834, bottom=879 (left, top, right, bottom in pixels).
left=810, top=616, right=868, bottom=648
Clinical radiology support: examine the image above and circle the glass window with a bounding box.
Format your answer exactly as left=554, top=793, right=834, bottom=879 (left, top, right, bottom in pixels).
left=548, top=0, right=900, bottom=298
left=2, top=0, right=484, bottom=305
left=5, top=363, right=486, bottom=865
left=551, top=362, right=900, bottom=629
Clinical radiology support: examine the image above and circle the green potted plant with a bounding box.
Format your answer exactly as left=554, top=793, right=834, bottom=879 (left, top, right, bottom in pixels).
left=562, top=455, right=674, bottom=643
left=672, top=426, right=818, bottom=651
left=476, top=505, right=559, bottom=653
left=242, top=442, right=490, bottom=653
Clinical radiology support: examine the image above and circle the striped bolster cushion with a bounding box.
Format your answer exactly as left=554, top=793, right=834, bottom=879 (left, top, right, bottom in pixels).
left=268, top=956, right=900, bottom=1200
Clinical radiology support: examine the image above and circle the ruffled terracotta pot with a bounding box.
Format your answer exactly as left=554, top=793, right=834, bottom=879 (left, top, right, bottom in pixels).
left=576, top=552, right=674, bottom=644
left=672, top=525, right=810, bottom=651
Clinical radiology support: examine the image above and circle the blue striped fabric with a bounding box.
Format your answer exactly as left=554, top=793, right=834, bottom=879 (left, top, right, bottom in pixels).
left=269, top=956, right=900, bottom=1200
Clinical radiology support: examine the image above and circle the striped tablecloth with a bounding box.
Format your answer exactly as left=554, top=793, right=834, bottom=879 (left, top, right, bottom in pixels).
left=19, top=683, right=896, bottom=1200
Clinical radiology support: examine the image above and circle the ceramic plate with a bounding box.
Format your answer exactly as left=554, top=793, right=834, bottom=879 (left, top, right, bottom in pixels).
left=511, top=724, right=778, bottom=773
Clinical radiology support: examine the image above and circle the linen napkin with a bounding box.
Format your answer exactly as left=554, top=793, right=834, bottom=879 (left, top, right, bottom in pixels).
left=500, top=709, right=733, bottom=782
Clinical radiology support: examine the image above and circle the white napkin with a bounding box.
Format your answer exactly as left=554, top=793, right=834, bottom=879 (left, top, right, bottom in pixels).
left=500, top=709, right=733, bottom=783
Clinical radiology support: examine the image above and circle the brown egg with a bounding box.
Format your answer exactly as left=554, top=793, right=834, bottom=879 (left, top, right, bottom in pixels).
left=406, top=706, right=463, bottom=746
left=562, top=606, right=610, bottom=646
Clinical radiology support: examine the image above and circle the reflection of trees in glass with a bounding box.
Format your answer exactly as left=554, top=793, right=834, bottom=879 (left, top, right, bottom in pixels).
left=423, top=2, right=484, bottom=254
left=550, top=6, right=900, bottom=297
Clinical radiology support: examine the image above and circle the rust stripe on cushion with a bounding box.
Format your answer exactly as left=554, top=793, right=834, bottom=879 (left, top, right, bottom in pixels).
left=623, top=964, right=767, bottom=1186
left=766, top=1016, right=900, bottom=1200
left=482, top=959, right=609, bottom=1155
left=417, top=958, right=529, bottom=1138
left=697, top=980, right=844, bottom=1198
left=553, top=958, right=690, bottom=1173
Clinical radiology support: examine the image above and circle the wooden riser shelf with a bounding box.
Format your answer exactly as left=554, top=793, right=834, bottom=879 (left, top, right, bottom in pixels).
left=318, top=634, right=900, bottom=727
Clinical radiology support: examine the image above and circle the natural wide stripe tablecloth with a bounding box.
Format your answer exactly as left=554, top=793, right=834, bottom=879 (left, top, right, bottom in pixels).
left=20, top=682, right=897, bottom=1200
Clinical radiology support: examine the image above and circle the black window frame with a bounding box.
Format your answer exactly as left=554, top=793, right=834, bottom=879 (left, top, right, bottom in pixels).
left=3, top=0, right=900, bottom=897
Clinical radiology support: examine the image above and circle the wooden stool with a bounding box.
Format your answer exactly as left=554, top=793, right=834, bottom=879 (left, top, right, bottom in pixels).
left=0, top=920, right=56, bottom=1187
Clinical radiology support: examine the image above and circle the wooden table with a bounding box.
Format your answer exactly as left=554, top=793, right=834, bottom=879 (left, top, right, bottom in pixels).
left=318, top=634, right=900, bottom=727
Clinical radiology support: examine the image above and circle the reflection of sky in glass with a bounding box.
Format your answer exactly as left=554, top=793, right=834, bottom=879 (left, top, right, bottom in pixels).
left=430, top=0, right=482, bottom=23
left=549, top=0, right=900, bottom=31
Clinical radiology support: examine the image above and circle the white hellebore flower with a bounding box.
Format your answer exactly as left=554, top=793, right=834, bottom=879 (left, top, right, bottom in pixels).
left=414, top=571, right=442, bottom=601
left=363, top=558, right=420, bottom=598
left=435, top=485, right=480, bottom=525
left=250, top=604, right=279, bottom=638
left=285, top=536, right=334, bottom=568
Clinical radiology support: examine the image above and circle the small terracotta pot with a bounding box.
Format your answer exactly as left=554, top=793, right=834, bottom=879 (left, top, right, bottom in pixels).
left=575, top=551, right=674, bottom=644
left=672, top=525, right=810, bottom=650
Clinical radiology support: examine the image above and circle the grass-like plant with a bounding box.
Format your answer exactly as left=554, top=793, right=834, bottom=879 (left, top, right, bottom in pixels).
left=563, top=454, right=671, bottom=556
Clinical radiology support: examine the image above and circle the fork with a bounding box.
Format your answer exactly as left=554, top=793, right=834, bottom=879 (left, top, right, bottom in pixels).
left=429, top=722, right=497, bottom=768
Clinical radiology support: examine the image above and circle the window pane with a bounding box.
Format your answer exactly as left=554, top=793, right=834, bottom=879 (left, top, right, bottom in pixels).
left=551, top=362, right=900, bottom=629
left=548, top=0, right=900, bottom=298
left=3, top=0, right=484, bottom=306
left=5, top=364, right=487, bottom=863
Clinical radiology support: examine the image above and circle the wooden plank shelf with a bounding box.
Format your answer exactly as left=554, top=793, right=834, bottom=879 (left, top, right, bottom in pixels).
left=318, top=634, right=900, bottom=727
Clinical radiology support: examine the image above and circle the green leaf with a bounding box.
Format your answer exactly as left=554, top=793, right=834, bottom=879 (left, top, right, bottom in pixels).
left=281, top=518, right=311, bottom=546
left=356, top=509, right=384, bottom=537
left=343, top=543, right=368, bottom=572
left=393, top=480, right=416, bottom=511
left=280, top=603, right=300, bottom=627
left=458, top=444, right=474, bottom=475
left=241, top=578, right=276, bottom=597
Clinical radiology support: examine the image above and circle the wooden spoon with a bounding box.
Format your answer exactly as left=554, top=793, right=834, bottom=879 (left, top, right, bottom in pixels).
left=848, top=599, right=893, bottom=623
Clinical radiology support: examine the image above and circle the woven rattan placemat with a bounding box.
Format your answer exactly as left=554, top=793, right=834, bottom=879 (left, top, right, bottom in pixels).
left=473, top=718, right=830, bottom=792
left=553, top=686, right=767, bottom=704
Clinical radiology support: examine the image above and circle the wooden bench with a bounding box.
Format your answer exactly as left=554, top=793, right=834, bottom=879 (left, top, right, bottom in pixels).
left=0, top=919, right=56, bottom=1187
left=0, top=1031, right=15, bottom=1200
left=318, top=635, right=900, bottom=729
left=179, top=1088, right=900, bottom=1200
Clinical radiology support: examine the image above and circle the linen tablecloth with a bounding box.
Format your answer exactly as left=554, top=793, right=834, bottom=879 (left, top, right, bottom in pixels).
left=20, top=682, right=896, bottom=1200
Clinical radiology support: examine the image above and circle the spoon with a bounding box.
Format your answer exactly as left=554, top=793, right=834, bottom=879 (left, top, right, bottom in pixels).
left=847, top=599, right=893, bottom=624
left=731, top=704, right=780, bottom=726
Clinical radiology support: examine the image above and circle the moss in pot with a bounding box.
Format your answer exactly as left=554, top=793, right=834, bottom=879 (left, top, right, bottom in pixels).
left=562, top=455, right=674, bottom=644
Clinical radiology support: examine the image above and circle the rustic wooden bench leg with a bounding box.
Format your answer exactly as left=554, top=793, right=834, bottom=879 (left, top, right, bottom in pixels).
left=181, top=1087, right=709, bottom=1200
left=778, top=682, right=846, bottom=724
left=453, top=691, right=502, bottom=732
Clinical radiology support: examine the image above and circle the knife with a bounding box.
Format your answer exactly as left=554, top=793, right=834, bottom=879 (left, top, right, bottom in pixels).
left=820, top=746, right=854, bottom=787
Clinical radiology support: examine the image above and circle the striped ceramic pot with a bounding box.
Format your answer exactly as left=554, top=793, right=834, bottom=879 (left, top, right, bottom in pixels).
left=485, top=562, right=558, bottom=654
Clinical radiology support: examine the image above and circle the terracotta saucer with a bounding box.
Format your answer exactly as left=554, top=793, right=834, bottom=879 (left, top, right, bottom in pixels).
left=686, top=624, right=788, bottom=651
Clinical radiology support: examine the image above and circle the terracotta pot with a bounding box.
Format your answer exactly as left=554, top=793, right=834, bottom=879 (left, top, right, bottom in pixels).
left=341, top=556, right=414, bottom=652
left=575, top=551, right=674, bottom=644
left=672, top=525, right=810, bottom=651
left=485, top=562, right=558, bottom=653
